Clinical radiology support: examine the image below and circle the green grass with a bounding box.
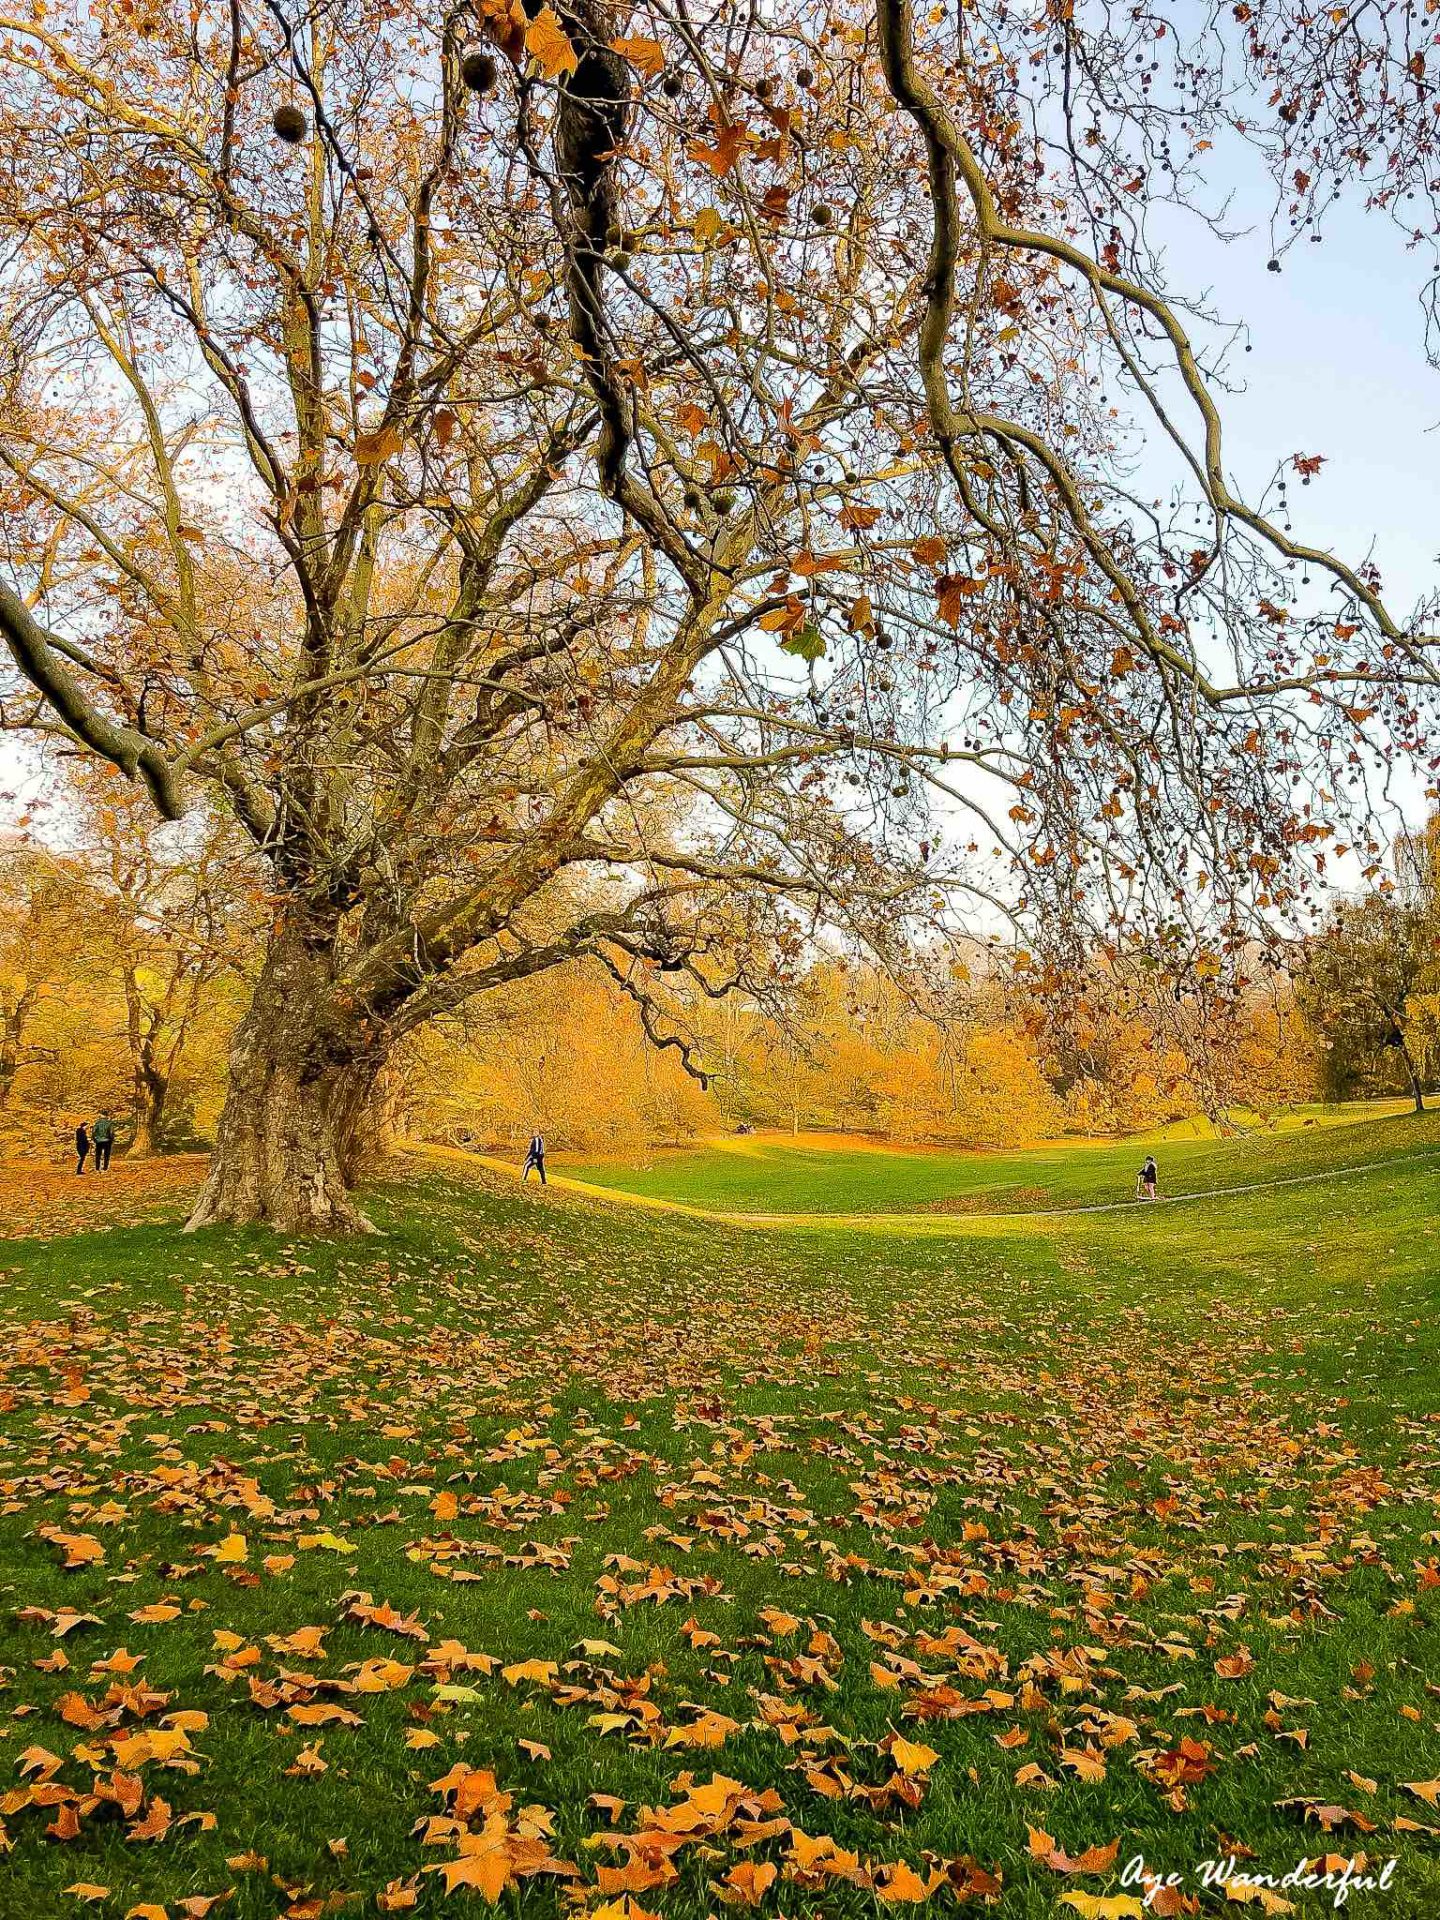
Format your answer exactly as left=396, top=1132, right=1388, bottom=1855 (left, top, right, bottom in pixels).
left=560, top=1097, right=1440, bottom=1216
left=2, top=1118, right=1439, bottom=1918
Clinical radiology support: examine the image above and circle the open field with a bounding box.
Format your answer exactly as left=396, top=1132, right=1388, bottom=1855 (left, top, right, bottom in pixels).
left=2, top=1116, right=1440, bottom=1918
left=560, top=1100, right=1440, bottom=1218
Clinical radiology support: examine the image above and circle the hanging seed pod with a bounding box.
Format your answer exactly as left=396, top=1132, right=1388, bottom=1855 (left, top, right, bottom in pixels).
left=461, top=49, right=497, bottom=94
left=273, top=102, right=308, bottom=144
left=796, top=66, right=814, bottom=87
left=811, top=203, right=832, bottom=226
left=661, top=70, right=682, bottom=98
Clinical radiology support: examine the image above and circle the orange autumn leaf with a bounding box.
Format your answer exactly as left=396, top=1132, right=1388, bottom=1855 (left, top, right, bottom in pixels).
left=525, top=6, right=578, bottom=79
left=355, top=425, right=403, bottom=466
left=888, top=1735, right=940, bottom=1775
left=611, top=34, right=665, bottom=77
left=875, top=1860, right=937, bottom=1904
left=127, top=1793, right=173, bottom=1841
left=715, top=1861, right=777, bottom=1906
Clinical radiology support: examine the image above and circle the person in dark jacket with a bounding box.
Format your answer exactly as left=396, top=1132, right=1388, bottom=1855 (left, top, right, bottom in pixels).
left=74, top=1121, right=89, bottom=1175
left=522, top=1132, right=547, bottom=1184
left=92, top=1111, right=115, bottom=1172
left=1136, top=1153, right=1158, bottom=1201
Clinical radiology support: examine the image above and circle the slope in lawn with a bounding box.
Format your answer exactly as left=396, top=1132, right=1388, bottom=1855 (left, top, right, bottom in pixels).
left=562, top=1101, right=1440, bottom=1216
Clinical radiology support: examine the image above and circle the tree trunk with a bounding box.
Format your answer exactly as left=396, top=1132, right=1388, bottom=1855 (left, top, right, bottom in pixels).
left=1382, top=1006, right=1425, bottom=1115
left=1401, top=1044, right=1426, bottom=1114
left=126, top=1030, right=169, bottom=1159
left=122, top=968, right=158, bottom=1158
left=0, top=989, right=36, bottom=1110
left=185, top=922, right=382, bottom=1234
left=127, top=1065, right=167, bottom=1159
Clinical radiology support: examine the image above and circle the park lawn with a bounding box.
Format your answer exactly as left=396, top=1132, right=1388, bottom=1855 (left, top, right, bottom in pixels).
left=0, top=1134, right=1438, bottom=1918
left=560, top=1100, right=1440, bottom=1216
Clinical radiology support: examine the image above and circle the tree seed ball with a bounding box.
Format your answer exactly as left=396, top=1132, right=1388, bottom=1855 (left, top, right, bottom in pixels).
left=797, top=66, right=814, bottom=86
left=461, top=50, right=497, bottom=94
left=273, top=102, right=308, bottom=143
left=683, top=489, right=702, bottom=511
left=811, top=203, right=832, bottom=226
left=611, top=250, right=632, bottom=272
left=714, top=491, right=736, bottom=513
left=662, top=71, right=682, bottom=98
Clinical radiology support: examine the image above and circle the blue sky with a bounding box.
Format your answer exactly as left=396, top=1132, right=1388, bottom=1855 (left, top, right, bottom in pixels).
left=1156, top=189, right=1437, bottom=620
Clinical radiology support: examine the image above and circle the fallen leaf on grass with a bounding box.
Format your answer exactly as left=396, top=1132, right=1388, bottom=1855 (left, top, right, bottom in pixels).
left=1028, top=1828, right=1120, bottom=1874
left=1059, top=1896, right=1146, bottom=1919
left=714, top=1861, right=778, bottom=1906
left=887, top=1735, right=940, bottom=1775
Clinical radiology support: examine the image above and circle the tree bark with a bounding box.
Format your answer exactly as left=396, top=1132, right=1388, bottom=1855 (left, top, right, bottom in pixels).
left=1380, top=1003, right=1425, bottom=1114
left=185, top=920, right=382, bottom=1234
left=1401, top=1044, right=1426, bottom=1114
left=122, top=969, right=166, bottom=1158
left=127, top=1061, right=167, bottom=1159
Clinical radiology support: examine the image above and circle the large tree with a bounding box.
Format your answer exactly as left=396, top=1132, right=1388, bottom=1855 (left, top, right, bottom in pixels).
left=0, top=0, right=1436, bottom=1229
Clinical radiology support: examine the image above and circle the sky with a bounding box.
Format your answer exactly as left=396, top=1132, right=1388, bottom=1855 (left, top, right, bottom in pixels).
left=1156, top=190, right=1438, bottom=621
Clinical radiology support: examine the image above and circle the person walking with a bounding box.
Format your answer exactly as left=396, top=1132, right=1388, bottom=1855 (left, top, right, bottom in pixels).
left=92, top=1111, right=115, bottom=1173
left=1136, top=1153, right=1158, bottom=1202
left=74, top=1120, right=90, bottom=1176
left=522, top=1131, right=547, bottom=1184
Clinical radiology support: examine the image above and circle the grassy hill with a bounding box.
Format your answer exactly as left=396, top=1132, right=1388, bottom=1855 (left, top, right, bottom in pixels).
left=560, top=1098, right=1440, bottom=1217
left=1, top=1117, right=1439, bottom=1917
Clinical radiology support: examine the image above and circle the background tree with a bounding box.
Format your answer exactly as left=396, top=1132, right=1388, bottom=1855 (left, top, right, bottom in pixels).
left=1301, top=895, right=1432, bottom=1111
left=0, top=849, right=94, bottom=1112
left=79, top=785, right=257, bottom=1155
left=403, top=963, right=714, bottom=1151
left=0, top=0, right=1435, bottom=1229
